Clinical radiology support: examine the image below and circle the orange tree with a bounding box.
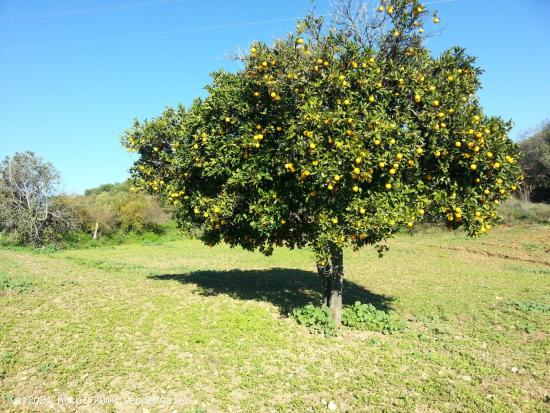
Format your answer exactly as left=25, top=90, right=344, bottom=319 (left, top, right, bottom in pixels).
left=122, top=0, right=522, bottom=323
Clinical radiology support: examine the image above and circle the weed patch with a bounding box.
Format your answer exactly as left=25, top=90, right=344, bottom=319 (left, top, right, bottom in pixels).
left=505, top=300, right=550, bottom=314
left=292, top=301, right=404, bottom=336
left=0, top=351, right=16, bottom=379
left=292, top=304, right=337, bottom=337
left=0, top=274, right=34, bottom=293
left=342, top=301, right=405, bottom=333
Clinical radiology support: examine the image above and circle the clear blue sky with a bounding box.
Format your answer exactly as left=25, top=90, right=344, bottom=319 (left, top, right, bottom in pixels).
left=1, top=0, right=549, bottom=194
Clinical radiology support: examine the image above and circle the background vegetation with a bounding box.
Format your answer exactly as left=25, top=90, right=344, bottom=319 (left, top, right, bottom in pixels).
left=519, top=120, right=550, bottom=203
left=0, top=154, right=170, bottom=248
left=66, top=181, right=169, bottom=238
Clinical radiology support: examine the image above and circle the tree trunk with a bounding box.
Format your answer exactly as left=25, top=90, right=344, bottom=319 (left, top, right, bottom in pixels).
left=329, top=247, right=344, bottom=324
left=317, top=261, right=331, bottom=307
left=316, top=246, right=344, bottom=324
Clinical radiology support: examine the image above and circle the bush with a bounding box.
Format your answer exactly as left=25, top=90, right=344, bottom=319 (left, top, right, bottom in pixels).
left=342, top=302, right=404, bottom=333
left=498, top=198, right=550, bottom=225
left=292, top=304, right=338, bottom=337
left=293, top=302, right=404, bottom=336
left=67, top=181, right=169, bottom=238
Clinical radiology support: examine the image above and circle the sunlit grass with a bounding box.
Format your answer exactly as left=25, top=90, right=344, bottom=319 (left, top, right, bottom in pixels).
left=1, top=225, right=548, bottom=412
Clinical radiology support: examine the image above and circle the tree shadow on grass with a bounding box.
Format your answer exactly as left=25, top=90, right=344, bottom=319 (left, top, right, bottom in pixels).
left=148, top=268, right=394, bottom=315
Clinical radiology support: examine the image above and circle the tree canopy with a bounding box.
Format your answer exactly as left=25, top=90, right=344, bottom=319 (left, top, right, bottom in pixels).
left=0, top=151, right=75, bottom=245
left=122, top=0, right=523, bottom=321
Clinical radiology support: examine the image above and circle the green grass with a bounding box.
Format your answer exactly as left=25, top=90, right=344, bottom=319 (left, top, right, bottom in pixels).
left=1, top=225, right=549, bottom=412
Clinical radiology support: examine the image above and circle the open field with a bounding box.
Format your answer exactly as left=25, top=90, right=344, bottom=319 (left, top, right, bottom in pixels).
left=1, top=225, right=549, bottom=412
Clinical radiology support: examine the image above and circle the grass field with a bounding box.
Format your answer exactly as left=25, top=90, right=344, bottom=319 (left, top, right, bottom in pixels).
left=1, top=225, right=549, bottom=412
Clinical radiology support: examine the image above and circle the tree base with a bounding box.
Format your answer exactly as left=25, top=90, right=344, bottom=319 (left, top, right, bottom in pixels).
left=317, top=246, right=343, bottom=324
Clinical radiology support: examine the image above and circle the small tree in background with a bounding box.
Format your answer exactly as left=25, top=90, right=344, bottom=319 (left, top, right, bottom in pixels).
left=0, top=151, right=76, bottom=246
left=519, top=121, right=550, bottom=203
left=122, top=0, right=522, bottom=323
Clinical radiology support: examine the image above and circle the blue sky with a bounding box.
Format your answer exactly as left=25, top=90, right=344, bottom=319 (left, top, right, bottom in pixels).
left=1, top=0, right=549, bottom=194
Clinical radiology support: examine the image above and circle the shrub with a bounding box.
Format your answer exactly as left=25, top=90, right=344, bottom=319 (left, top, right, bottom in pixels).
left=342, top=302, right=404, bottom=333
left=293, top=301, right=404, bottom=336
left=292, top=304, right=338, bottom=337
